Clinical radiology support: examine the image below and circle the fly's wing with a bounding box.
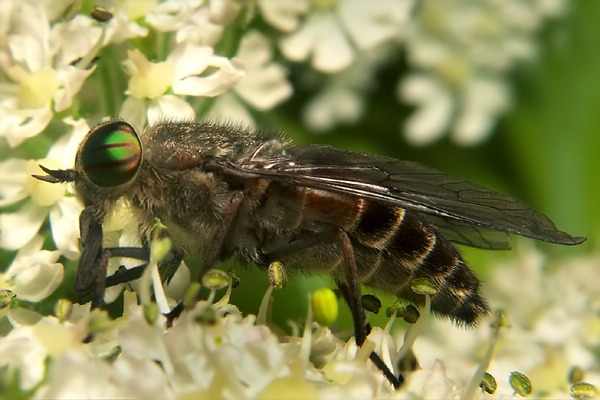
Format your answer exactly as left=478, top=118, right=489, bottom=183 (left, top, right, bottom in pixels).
left=215, top=144, right=584, bottom=247
left=422, top=214, right=512, bottom=249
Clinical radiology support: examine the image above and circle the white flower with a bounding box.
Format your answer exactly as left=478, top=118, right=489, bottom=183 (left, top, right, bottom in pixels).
left=400, top=69, right=510, bottom=146
left=399, top=0, right=566, bottom=145
left=0, top=315, right=84, bottom=390
left=400, top=360, right=461, bottom=399
left=303, top=45, right=393, bottom=131
left=258, top=0, right=309, bottom=32
left=0, top=3, right=99, bottom=147
left=98, top=0, right=154, bottom=44
left=163, top=302, right=297, bottom=398
left=280, top=0, right=412, bottom=72
left=414, top=247, right=600, bottom=398
left=0, top=235, right=63, bottom=302
left=117, top=305, right=174, bottom=373
left=0, top=118, right=85, bottom=257
left=0, top=321, right=48, bottom=390
left=303, top=85, right=364, bottom=132
left=146, top=0, right=245, bottom=45
left=400, top=73, right=454, bottom=145
left=34, top=351, right=168, bottom=399
left=320, top=327, right=395, bottom=397
left=207, top=31, right=292, bottom=125
left=120, top=44, right=244, bottom=129
left=234, top=32, right=292, bottom=110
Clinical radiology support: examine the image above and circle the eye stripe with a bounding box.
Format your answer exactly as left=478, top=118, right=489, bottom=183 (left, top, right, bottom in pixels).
left=90, top=141, right=137, bottom=151
left=83, top=153, right=141, bottom=171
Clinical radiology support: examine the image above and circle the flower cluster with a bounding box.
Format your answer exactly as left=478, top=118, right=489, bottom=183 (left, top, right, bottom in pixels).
left=1, top=249, right=598, bottom=398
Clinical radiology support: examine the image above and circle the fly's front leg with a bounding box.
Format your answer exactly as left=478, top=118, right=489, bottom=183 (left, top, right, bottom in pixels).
left=76, top=207, right=106, bottom=307
left=103, top=247, right=183, bottom=286
left=77, top=207, right=183, bottom=307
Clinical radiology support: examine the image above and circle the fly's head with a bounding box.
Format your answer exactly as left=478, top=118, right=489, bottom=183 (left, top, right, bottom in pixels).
left=34, top=120, right=143, bottom=216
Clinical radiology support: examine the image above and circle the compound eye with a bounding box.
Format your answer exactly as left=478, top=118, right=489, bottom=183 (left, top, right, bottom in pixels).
left=79, top=121, right=142, bottom=187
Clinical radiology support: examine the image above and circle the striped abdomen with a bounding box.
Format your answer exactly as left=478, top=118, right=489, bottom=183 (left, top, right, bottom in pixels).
left=261, top=184, right=489, bottom=325
left=350, top=200, right=489, bottom=325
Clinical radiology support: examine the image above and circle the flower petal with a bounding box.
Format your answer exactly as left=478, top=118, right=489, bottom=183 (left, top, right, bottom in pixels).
left=168, top=42, right=214, bottom=80
left=11, top=259, right=64, bottom=302
left=0, top=102, right=53, bottom=147
left=0, top=158, right=29, bottom=207
left=50, top=197, right=82, bottom=260
left=206, top=93, right=256, bottom=127
left=148, top=95, right=195, bottom=125
left=0, top=324, right=47, bottom=390
left=0, top=201, right=47, bottom=250
left=172, top=56, right=244, bottom=97
left=258, top=0, right=309, bottom=32
left=120, top=96, right=148, bottom=131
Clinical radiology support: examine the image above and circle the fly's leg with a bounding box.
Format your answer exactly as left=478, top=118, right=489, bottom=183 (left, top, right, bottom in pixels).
left=84, top=246, right=182, bottom=307
left=263, top=228, right=339, bottom=264
left=336, top=230, right=404, bottom=388
left=166, top=191, right=245, bottom=323
left=103, top=248, right=183, bottom=288
left=262, top=228, right=404, bottom=388
left=90, top=250, right=109, bottom=308
left=101, top=248, right=149, bottom=288
left=198, top=191, right=245, bottom=280
left=76, top=207, right=106, bottom=307
left=77, top=206, right=183, bottom=307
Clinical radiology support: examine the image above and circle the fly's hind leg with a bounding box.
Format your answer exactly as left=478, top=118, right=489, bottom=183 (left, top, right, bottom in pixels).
left=336, top=230, right=404, bottom=388
left=262, top=228, right=404, bottom=388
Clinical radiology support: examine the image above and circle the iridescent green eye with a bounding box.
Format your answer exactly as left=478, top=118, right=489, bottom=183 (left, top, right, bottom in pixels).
left=79, top=121, right=142, bottom=187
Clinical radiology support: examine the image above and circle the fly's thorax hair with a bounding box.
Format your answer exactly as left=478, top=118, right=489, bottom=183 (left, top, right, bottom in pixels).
left=132, top=120, right=291, bottom=259
left=129, top=163, right=228, bottom=226
left=141, top=120, right=289, bottom=169
left=126, top=158, right=250, bottom=259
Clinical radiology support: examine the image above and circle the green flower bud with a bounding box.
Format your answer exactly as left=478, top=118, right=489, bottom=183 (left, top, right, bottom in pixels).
left=143, top=303, right=159, bottom=324
left=480, top=372, right=497, bottom=394
left=202, top=269, right=230, bottom=290
left=403, top=304, right=420, bottom=324
left=410, top=277, right=438, bottom=295
left=91, top=7, right=113, bottom=22
left=509, top=371, right=532, bottom=397
left=267, top=261, right=287, bottom=289
left=183, top=282, right=201, bottom=309
left=0, top=290, right=16, bottom=309
left=361, top=294, right=381, bottom=314
left=54, top=298, right=73, bottom=322
left=311, top=288, right=338, bottom=327
left=569, top=366, right=585, bottom=384
left=386, top=301, right=403, bottom=318
left=570, top=382, right=597, bottom=398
